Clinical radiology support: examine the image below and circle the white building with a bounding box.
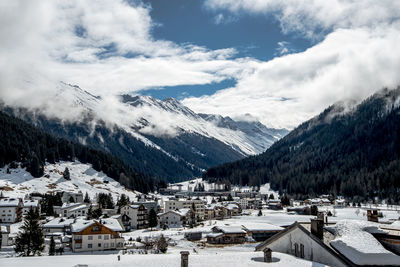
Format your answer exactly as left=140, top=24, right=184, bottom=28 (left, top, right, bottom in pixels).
left=43, top=217, right=75, bottom=235
left=163, top=199, right=205, bottom=220
left=71, top=219, right=124, bottom=252
left=256, top=221, right=347, bottom=267
left=0, top=198, right=23, bottom=223
left=22, top=199, right=40, bottom=215
left=53, top=203, right=89, bottom=218
left=120, top=204, right=147, bottom=230
left=158, top=209, right=192, bottom=228
left=1, top=225, right=12, bottom=246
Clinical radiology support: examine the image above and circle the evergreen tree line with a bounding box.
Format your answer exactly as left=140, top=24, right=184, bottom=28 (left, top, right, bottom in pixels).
left=0, top=111, right=164, bottom=193
left=203, top=88, right=400, bottom=203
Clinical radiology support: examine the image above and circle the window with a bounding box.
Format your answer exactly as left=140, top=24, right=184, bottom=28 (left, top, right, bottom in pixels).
left=104, top=235, right=109, bottom=240
left=88, top=244, right=92, bottom=248
left=300, top=244, right=305, bottom=258
left=98, top=235, right=102, bottom=239
left=92, top=226, right=100, bottom=232
left=74, top=235, right=82, bottom=240
left=294, top=243, right=299, bottom=257
left=75, top=243, right=82, bottom=249
left=104, top=243, right=109, bottom=249
left=88, top=236, right=93, bottom=240
left=98, top=243, right=101, bottom=247
left=111, top=243, right=115, bottom=247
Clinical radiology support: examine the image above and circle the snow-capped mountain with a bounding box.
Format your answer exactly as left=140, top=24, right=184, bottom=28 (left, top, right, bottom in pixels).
left=3, top=82, right=288, bottom=182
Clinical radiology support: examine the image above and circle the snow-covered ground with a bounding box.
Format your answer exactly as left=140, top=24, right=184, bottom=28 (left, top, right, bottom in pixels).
left=0, top=161, right=138, bottom=201
left=0, top=250, right=326, bottom=267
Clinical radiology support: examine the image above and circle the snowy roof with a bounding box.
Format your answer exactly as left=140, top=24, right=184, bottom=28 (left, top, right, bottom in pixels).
left=206, top=233, right=223, bottom=238
left=44, top=218, right=75, bottom=228
left=0, top=198, right=21, bottom=207
left=69, top=204, right=88, bottom=212
left=70, top=219, right=95, bottom=233
left=329, top=220, right=400, bottom=265
left=23, top=199, right=39, bottom=207
left=100, top=218, right=124, bottom=232
left=1, top=225, right=8, bottom=233
left=242, top=223, right=284, bottom=232
left=213, top=226, right=246, bottom=234
left=61, top=202, right=84, bottom=209
left=225, top=203, right=239, bottom=210
left=176, top=208, right=191, bottom=217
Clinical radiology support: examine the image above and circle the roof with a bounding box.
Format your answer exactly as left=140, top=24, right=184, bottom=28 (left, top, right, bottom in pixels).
left=242, top=223, right=284, bottom=232
left=255, top=221, right=347, bottom=266
left=1, top=225, right=9, bottom=233
left=23, top=199, right=39, bottom=207
left=70, top=219, right=95, bottom=233
left=0, top=198, right=21, bottom=207
left=100, top=218, right=124, bottom=232
left=329, top=220, right=400, bottom=265
left=44, top=218, right=75, bottom=228
left=213, top=226, right=246, bottom=234
left=207, top=233, right=223, bottom=238
left=69, top=204, right=88, bottom=212
left=71, top=218, right=124, bottom=233
left=61, top=202, right=83, bottom=209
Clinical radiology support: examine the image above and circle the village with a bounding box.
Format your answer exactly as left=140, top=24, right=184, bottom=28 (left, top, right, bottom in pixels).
left=1, top=176, right=400, bottom=267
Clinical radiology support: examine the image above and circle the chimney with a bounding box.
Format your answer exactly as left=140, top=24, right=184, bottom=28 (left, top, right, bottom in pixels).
left=311, top=218, right=324, bottom=240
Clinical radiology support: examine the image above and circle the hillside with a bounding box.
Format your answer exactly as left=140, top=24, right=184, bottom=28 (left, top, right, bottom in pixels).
left=3, top=82, right=287, bottom=182
left=0, top=111, right=160, bottom=193
left=203, top=88, right=400, bottom=202
left=0, top=161, right=138, bottom=201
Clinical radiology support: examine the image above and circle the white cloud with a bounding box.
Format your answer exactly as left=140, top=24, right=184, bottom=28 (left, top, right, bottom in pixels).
left=0, top=0, right=254, bottom=112
left=181, top=1, right=400, bottom=129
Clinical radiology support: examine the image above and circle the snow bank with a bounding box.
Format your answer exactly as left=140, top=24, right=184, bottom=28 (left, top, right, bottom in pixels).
left=330, top=220, right=400, bottom=265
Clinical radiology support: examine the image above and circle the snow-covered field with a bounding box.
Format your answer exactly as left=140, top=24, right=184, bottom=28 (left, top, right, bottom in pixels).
left=0, top=161, right=138, bottom=201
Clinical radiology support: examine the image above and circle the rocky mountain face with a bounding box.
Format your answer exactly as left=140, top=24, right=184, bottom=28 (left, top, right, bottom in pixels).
left=3, top=82, right=287, bottom=182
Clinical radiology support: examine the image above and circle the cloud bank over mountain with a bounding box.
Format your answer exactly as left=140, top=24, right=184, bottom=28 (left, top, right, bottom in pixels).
left=1, top=0, right=400, bottom=129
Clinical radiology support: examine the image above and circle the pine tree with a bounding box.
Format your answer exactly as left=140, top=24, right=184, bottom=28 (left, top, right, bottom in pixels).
left=68, top=195, right=75, bottom=203
left=84, top=192, right=91, bottom=203
left=49, top=236, right=55, bottom=256
left=63, top=167, right=70, bottom=180
left=227, top=194, right=233, bottom=201
left=148, top=208, right=158, bottom=230
left=14, top=207, right=45, bottom=256
left=258, top=209, right=262, bottom=216
left=156, top=235, right=168, bottom=253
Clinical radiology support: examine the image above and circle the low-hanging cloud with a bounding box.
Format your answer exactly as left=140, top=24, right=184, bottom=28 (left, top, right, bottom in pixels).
left=1, top=0, right=400, bottom=132
left=181, top=0, right=400, bottom=129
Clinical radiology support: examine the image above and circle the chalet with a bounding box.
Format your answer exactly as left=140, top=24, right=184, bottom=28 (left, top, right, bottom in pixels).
left=163, top=199, right=205, bottom=220
left=207, top=226, right=246, bottom=244
left=225, top=203, right=241, bottom=216
left=334, top=199, right=346, bottom=208
left=158, top=208, right=193, bottom=228
left=134, top=201, right=158, bottom=216
left=242, top=223, right=283, bottom=242
left=214, top=204, right=231, bottom=220
left=120, top=204, right=147, bottom=230
left=256, top=220, right=347, bottom=266
left=204, top=205, right=216, bottom=220
left=0, top=198, right=23, bottom=223
left=256, top=219, right=400, bottom=266
left=43, top=217, right=74, bottom=235
left=71, top=219, right=124, bottom=252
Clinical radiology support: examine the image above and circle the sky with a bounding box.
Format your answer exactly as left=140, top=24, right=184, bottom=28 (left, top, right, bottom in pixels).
left=1, top=0, right=400, bottom=129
